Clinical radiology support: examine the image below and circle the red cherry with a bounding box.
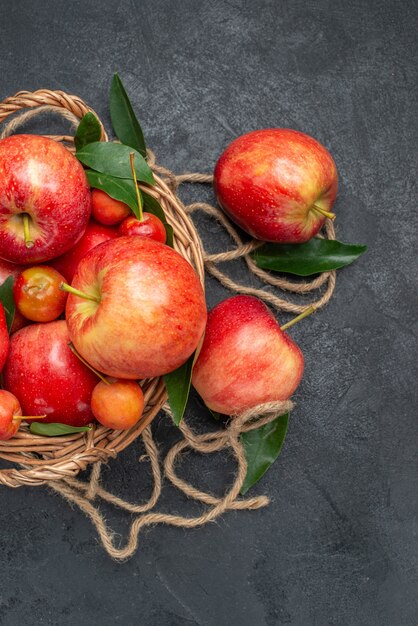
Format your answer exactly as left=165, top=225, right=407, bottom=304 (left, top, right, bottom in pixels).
left=0, top=390, right=21, bottom=440
left=91, top=378, right=145, bottom=430
left=0, top=389, right=46, bottom=440
left=117, top=213, right=166, bottom=244
left=91, top=189, right=131, bottom=226
left=13, top=266, right=67, bottom=322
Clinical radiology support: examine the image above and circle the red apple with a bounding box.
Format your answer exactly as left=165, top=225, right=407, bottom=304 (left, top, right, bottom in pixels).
left=13, top=266, right=67, bottom=322
left=213, top=129, right=338, bottom=243
left=0, top=258, right=24, bottom=283
left=50, top=220, right=118, bottom=283
left=91, top=379, right=144, bottom=430
left=64, top=236, right=207, bottom=379
left=91, top=189, right=131, bottom=225
left=192, top=295, right=304, bottom=415
left=118, top=214, right=166, bottom=244
left=0, top=302, right=9, bottom=371
left=0, top=134, right=91, bottom=264
left=2, top=320, right=98, bottom=426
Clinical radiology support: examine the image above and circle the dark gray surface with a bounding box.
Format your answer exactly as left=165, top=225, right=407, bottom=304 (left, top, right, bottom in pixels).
left=0, top=1, right=417, bottom=624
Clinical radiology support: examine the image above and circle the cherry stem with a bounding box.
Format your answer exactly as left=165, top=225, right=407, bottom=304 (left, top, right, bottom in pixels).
left=312, top=205, right=336, bottom=221
left=14, top=415, right=47, bottom=420
left=130, top=152, right=144, bottom=221
left=68, top=342, right=110, bottom=385
left=60, top=282, right=100, bottom=303
left=22, top=213, right=34, bottom=248
left=280, top=305, right=316, bottom=332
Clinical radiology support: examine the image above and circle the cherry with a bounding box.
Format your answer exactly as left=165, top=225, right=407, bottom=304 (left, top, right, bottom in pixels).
left=13, top=266, right=67, bottom=322
left=0, top=389, right=46, bottom=440
left=117, top=213, right=167, bottom=244
left=91, top=379, right=144, bottom=430
left=91, top=189, right=131, bottom=226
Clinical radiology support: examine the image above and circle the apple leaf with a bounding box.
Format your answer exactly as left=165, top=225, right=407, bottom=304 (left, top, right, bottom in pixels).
left=86, top=170, right=141, bottom=219
left=142, top=191, right=174, bottom=247
left=0, top=276, right=15, bottom=333
left=30, top=422, right=92, bottom=437
left=164, top=223, right=174, bottom=248
left=110, top=74, right=147, bottom=158
left=252, top=239, right=367, bottom=276
left=164, top=352, right=195, bottom=425
left=74, top=112, right=102, bottom=151
left=240, top=412, right=289, bottom=495
left=76, top=142, right=155, bottom=186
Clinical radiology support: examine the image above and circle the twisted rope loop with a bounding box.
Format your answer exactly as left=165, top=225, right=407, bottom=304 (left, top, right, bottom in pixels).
left=50, top=400, right=292, bottom=560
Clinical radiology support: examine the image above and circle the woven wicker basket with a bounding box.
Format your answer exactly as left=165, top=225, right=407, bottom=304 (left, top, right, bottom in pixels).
left=0, top=89, right=205, bottom=488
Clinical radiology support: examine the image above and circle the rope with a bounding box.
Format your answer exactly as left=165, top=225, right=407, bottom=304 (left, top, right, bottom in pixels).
left=48, top=401, right=291, bottom=561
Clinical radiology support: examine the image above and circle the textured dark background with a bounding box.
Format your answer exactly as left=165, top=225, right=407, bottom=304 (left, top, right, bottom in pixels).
left=0, top=1, right=417, bottom=624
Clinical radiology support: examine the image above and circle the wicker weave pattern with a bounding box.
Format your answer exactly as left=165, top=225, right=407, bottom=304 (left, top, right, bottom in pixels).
left=0, top=89, right=205, bottom=487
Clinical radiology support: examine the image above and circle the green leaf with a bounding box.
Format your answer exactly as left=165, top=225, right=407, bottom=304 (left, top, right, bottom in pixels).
left=110, top=74, right=147, bottom=158
left=76, top=142, right=155, bottom=186
left=0, top=276, right=15, bottom=332
left=74, top=112, right=102, bottom=151
left=164, top=223, right=174, bottom=248
left=142, top=191, right=174, bottom=247
left=142, top=192, right=166, bottom=222
left=240, top=413, right=289, bottom=495
left=252, top=239, right=367, bottom=276
left=86, top=170, right=141, bottom=219
left=164, top=352, right=195, bottom=425
left=30, top=422, right=92, bottom=437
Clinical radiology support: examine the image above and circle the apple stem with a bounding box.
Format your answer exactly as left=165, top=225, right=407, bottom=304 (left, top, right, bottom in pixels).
left=60, top=282, right=100, bottom=303
left=68, top=342, right=111, bottom=385
left=22, top=213, right=34, bottom=248
left=312, top=205, right=336, bottom=221
left=14, top=415, right=47, bottom=420
left=130, top=152, right=144, bottom=222
left=280, top=305, right=316, bottom=332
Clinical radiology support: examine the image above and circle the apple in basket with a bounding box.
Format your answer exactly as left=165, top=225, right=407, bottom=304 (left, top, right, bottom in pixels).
left=0, top=134, right=91, bottom=264
left=50, top=219, right=118, bottom=283
left=63, top=236, right=207, bottom=379
left=3, top=320, right=99, bottom=426
left=213, top=128, right=338, bottom=243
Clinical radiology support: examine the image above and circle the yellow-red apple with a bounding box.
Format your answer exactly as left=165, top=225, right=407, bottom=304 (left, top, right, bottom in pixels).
left=214, top=129, right=338, bottom=243
left=192, top=295, right=304, bottom=415
left=64, top=236, right=207, bottom=379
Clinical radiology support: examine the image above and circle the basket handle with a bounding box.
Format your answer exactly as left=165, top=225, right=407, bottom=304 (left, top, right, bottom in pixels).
left=0, top=89, right=108, bottom=143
